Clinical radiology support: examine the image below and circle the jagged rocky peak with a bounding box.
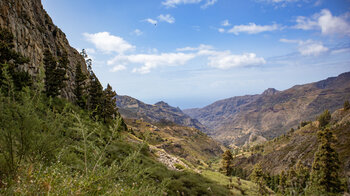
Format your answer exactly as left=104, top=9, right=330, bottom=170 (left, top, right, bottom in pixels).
left=155, top=101, right=170, bottom=107
left=0, top=0, right=88, bottom=100
left=262, top=88, right=279, bottom=96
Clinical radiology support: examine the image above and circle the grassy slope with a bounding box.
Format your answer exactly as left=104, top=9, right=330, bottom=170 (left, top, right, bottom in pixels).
left=0, top=89, right=233, bottom=195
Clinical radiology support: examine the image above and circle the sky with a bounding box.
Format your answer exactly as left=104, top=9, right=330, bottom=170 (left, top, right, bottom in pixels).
left=42, top=0, right=350, bottom=109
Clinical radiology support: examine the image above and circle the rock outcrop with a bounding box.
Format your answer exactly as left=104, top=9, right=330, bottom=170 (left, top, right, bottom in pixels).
left=0, top=0, right=87, bottom=100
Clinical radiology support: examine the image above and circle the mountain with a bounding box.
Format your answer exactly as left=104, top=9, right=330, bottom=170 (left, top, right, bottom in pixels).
left=0, top=0, right=87, bottom=100
left=232, top=107, right=350, bottom=177
left=184, top=72, right=350, bottom=146
left=116, top=94, right=207, bottom=132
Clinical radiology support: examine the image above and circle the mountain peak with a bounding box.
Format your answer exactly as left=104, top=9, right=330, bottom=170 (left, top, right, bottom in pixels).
left=262, top=88, right=279, bottom=96
left=155, top=101, right=170, bottom=107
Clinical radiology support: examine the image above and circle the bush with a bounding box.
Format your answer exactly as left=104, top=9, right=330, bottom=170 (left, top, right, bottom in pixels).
left=317, top=110, right=331, bottom=129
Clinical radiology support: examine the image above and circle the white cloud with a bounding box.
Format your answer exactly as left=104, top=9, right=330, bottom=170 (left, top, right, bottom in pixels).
left=158, top=14, right=175, bottom=24
left=83, top=32, right=135, bottom=54
left=108, top=53, right=196, bottom=74
left=294, top=9, right=350, bottom=36
left=280, top=39, right=329, bottom=56
left=144, top=18, right=158, bottom=25
left=331, top=48, right=350, bottom=55
left=218, top=28, right=225, bottom=33
left=279, top=38, right=299, bottom=44
left=132, top=29, right=143, bottom=36
left=105, top=44, right=264, bottom=74
left=162, top=0, right=217, bottom=8
left=294, top=16, right=318, bottom=30
left=298, top=40, right=329, bottom=56
left=176, top=44, right=213, bottom=52
left=208, top=52, right=266, bottom=69
left=221, top=20, right=231, bottom=27
left=178, top=45, right=266, bottom=69
left=162, top=0, right=202, bottom=8
left=111, top=65, right=127, bottom=72
left=201, top=0, right=218, bottom=9
left=228, top=23, right=280, bottom=35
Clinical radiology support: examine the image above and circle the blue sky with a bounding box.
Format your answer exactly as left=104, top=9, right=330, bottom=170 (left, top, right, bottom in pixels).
left=42, top=0, right=350, bottom=109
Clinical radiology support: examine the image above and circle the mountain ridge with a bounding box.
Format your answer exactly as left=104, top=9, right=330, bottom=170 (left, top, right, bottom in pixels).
left=184, top=72, right=350, bottom=146
left=116, top=94, right=208, bottom=132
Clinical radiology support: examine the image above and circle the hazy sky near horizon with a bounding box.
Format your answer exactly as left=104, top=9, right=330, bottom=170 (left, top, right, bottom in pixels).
left=42, top=0, right=350, bottom=109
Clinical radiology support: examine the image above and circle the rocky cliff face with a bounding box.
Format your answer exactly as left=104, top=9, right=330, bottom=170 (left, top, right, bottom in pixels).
left=0, top=0, right=87, bottom=100
left=184, top=72, right=350, bottom=146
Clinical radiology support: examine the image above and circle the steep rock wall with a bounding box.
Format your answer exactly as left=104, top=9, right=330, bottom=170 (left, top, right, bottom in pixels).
left=0, top=0, right=87, bottom=100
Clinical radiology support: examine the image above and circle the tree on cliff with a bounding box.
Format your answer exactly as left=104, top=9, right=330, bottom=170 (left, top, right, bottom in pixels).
left=0, top=27, right=31, bottom=93
left=44, top=50, right=67, bottom=98
left=101, top=84, right=117, bottom=124
left=80, top=49, right=103, bottom=119
left=74, top=63, right=87, bottom=108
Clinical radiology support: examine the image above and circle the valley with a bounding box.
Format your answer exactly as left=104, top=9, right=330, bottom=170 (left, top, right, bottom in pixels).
left=1, top=0, right=350, bottom=195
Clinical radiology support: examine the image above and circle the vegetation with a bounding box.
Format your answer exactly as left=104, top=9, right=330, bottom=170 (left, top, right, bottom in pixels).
left=222, top=150, right=233, bottom=176
left=317, top=109, right=331, bottom=129
left=344, top=100, right=350, bottom=111
left=249, top=163, right=268, bottom=195
left=0, top=28, right=232, bottom=195
left=74, top=63, right=87, bottom=109
left=308, top=128, right=343, bottom=195
left=0, top=28, right=31, bottom=94
left=43, top=49, right=67, bottom=98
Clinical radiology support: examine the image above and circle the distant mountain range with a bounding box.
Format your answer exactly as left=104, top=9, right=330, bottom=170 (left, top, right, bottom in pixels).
left=115, top=94, right=207, bottom=132
left=184, top=72, right=350, bottom=146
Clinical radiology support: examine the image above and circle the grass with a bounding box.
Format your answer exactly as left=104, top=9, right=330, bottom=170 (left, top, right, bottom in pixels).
left=201, top=170, right=264, bottom=196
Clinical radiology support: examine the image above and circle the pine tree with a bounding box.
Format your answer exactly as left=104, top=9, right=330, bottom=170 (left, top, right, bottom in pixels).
left=80, top=49, right=103, bottom=119
left=317, top=109, right=331, bottom=129
left=250, top=163, right=268, bottom=195
left=88, top=72, right=103, bottom=119
left=44, top=50, right=67, bottom=97
left=101, top=84, right=117, bottom=124
left=0, top=28, right=31, bottom=92
left=344, top=100, right=350, bottom=111
left=294, top=160, right=309, bottom=194
left=286, top=167, right=297, bottom=194
left=222, top=150, right=233, bottom=176
left=309, top=128, right=342, bottom=194
left=279, top=170, right=287, bottom=194
left=74, top=63, right=87, bottom=108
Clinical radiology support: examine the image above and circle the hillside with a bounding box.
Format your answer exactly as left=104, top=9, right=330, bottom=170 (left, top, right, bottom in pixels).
left=232, top=107, right=350, bottom=178
left=184, top=72, right=350, bottom=146
left=116, top=94, right=207, bottom=132
left=124, top=118, right=223, bottom=166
